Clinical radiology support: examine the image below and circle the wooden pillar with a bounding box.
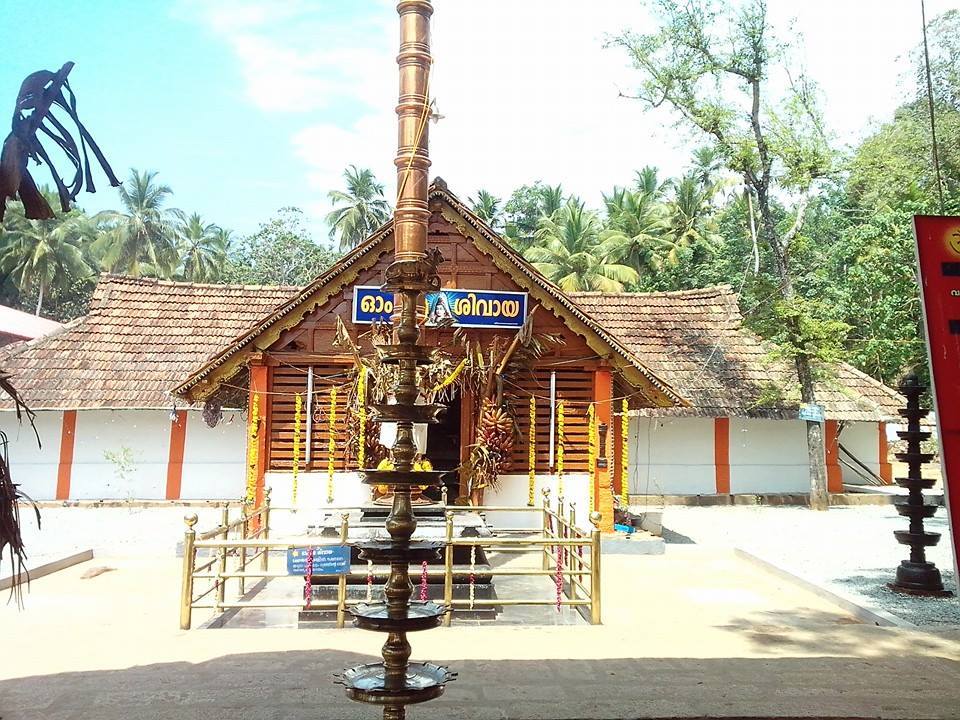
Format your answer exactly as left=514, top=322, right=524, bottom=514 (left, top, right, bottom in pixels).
left=594, top=368, right=614, bottom=532
left=458, top=388, right=474, bottom=501
left=714, top=417, right=731, bottom=494
left=249, top=362, right=270, bottom=509
left=824, top=419, right=843, bottom=493
left=165, top=410, right=188, bottom=500
left=878, top=421, right=893, bottom=484
left=55, top=410, right=77, bottom=501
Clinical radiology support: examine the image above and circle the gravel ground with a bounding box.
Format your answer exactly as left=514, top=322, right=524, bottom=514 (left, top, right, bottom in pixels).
left=649, top=504, right=960, bottom=627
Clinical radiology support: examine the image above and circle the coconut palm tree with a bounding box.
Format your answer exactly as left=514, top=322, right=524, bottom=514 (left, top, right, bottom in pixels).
left=540, top=184, right=565, bottom=218
left=0, top=203, right=92, bottom=315
left=469, top=189, right=503, bottom=230
left=325, top=166, right=391, bottom=251
left=525, top=198, right=638, bottom=292
left=175, top=212, right=230, bottom=282
left=93, top=169, right=180, bottom=278
left=662, top=173, right=723, bottom=262
left=599, top=185, right=673, bottom=275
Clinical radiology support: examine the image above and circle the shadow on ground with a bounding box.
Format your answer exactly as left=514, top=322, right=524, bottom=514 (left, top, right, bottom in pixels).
left=2, top=647, right=958, bottom=720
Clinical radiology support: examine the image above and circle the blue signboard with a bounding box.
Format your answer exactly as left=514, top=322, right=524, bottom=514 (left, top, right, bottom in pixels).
left=798, top=403, right=825, bottom=423
left=287, top=546, right=351, bottom=576
left=352, top=286, right=527, bottom=329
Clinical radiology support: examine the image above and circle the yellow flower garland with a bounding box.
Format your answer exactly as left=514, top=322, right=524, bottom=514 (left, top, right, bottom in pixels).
left=357, top=368, right=367, bottom=471
left=587, top=402, right=596, bottom=514
left=621, top=397, right=629, bottom=507
left=327, top=387, right=337, bottom=503
left=556, top=400, right=565, bottom=497
left=431, top=357, right=467, bottom=393
left=527, top=395, right=536, bottom=506
left=245, top=393, right=260, bottom=505
left=292, top=393, right=303, bottom=505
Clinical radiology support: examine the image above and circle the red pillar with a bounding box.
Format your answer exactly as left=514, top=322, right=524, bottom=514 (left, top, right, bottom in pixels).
left=594, top=368, right=614, bottom=532
left=824, top=419, right=844, bottom=493
left=55, top=410, right=77, bottom=500
left=165, top=410, right=188, bottom=500
left=714, top=417, right=731, bottom=494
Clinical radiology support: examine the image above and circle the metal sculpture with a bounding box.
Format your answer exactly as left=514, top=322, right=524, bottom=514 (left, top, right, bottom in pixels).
left=0, top=61, right=118, bottom=222
left=335, top=3, right=456, bottom=718
left=889, top=374, right=953, bottom=596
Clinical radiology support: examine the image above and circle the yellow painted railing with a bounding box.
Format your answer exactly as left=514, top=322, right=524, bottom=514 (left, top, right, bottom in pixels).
left=179, top=488, right=601, bottom=629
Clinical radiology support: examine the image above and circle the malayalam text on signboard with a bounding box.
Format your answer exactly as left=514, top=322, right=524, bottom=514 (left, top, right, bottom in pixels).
left=914, top=215, right=960, bottom=575
left=352, top=286, right=527, bottom=329
left=286, top=546, right=351, bottom=576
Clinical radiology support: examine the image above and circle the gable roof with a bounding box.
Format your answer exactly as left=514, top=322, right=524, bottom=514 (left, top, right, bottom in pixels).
left=572, top=287, right=902, bottom=420
left=0, top=275, right=296, bottom=410
left=0, top=304, right=62, bottom=343
left=174, top=179, right=687, bottom=408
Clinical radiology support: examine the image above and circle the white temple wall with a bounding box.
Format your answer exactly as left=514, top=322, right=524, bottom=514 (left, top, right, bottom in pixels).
left=0, top=410, right=64, bottom=500
left=629, top=417, right=716, bottom=495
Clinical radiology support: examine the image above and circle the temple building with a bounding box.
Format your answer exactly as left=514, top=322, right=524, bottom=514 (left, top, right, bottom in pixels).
left=0, top=180, right=900, bottom=521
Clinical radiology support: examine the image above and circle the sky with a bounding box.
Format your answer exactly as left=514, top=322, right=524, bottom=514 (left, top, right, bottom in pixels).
left=2, top=0, right=958, bottom=241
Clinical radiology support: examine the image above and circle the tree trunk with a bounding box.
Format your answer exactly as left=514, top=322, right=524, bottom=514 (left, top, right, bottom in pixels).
left=796, top=353, right=829, bottom=511
left=35, top=280, right=45, bottom=316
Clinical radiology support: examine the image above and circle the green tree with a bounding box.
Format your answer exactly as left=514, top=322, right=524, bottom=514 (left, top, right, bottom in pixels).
left=224, top=207, right=339, bottom=286
left=468, top=189, right=503, bottom=230
left=0, top=200, right=92, bottom=315
left=662, top=173, right=724, bottom=262
left=502, top=182, right=565, bottom=250
left=175, top=213, right=230, bottom=282
left=93, top=169, right=180, bottom=278
left=325, top=165, right=391, bottom=251
left=599, top=182, right=671, bottom=278
left=525, top=198, right=638, bottom=292
left=612, top=0, right=837, bottom=509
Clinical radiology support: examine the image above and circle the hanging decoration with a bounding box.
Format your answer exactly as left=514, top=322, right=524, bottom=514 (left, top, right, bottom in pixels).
left=244, top=393, right=260, bottom=505
left=587, top=402, right=596, bottom=514
left=468, top=544, right=476, bottom=610
left=366, top=559, right=373, bottom=602
left=420, top=561, right=429, bottom=602
left=555, top=544, right=563, bottom=613
left=304, top=546, right=314, bottom=609
left=527, top=395, right=536, bottom=506
left=327, top=386, right=338, bottom=503
left=556, top=400, right=565, bottom=497
left=356, top=368, right=367, bottom=471
left=621, top=397, right=629, bottom=507
left=292, top=393, right=303, bottom=506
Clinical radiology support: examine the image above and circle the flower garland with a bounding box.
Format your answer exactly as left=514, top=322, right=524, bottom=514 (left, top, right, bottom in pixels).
left=292, top=393, right=303, bottom=505
left=356, top=368, right=367, bottom=471
left=327, top=387, right=337, bottom=503
left=527, top=395, right=536, bottom=506
left=556, top=400, right=565, bottom=497
left=420, top=561, right=429, bottom=602
left=555, top=544, right=563, bottom=613
left=587, top=402, right=596, bottom=514
left=304, top=546, right=314, bottom=609
left=621, top=397, right=629, bottom=507
left=469, top=544, right=476, bottom=610
left=245, top=393, right=260, bottom=504
left=366, top=559, right=373, bottom=602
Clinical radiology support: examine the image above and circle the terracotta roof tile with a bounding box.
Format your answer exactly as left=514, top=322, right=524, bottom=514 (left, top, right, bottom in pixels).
left=572, top=287, right=902, bottom=421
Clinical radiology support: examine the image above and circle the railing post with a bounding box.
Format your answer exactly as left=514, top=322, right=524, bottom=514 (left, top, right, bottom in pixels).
left=336, top=512, right=349, bottom=628
left=239, top=504, right=248, bottom=596
left=443, top=510, right=454, bottom=626
left=180, top=513, right=198, bottom=630
left=261, top=488, right=272, bottom=572
left=541, top=488, right=551, bottom=571
left=589, top=511, right=602, bottom=625
left=568, top=501, right=577, bottom=601
left=215, top=505, right=229, bottom=611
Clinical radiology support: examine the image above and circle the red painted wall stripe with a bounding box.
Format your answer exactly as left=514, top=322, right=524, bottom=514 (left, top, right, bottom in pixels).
left=878, top=422, right=893, bottom=484
left=165, top=411, right=188, bottom=500
left=824, top=419, right=844, bottom=493
left=55, top=410, right=77, bottom=500
left=714, top=417, right=731, bottom=494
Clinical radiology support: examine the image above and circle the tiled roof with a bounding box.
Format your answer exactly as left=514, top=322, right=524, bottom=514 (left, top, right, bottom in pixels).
left=572, top=287, right=902, bottom=421
left=0, top=304, right=62, bottom=341
left=0, top=274, right=297, bottom=409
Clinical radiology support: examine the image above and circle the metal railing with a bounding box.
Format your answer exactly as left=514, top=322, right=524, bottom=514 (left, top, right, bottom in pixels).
left=179, top=488, right=601, bottom=629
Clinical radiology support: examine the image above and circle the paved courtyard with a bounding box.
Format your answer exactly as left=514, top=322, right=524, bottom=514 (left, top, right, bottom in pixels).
left=2, top=505, right=959, bottom=719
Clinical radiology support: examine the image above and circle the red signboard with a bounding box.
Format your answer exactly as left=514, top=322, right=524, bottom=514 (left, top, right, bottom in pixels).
left=914, top=215, right=960, bottom=578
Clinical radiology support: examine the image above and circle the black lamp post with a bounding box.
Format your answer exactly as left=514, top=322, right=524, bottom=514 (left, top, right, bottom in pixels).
left=889, top=374, right=952, bottom=597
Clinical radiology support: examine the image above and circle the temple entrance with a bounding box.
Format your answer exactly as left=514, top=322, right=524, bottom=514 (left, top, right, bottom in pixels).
left=428, top=392, right=462, bottom=500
